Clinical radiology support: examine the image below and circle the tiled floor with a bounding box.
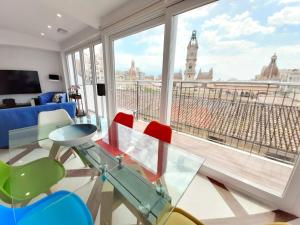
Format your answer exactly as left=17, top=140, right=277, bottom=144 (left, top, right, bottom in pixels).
left=0, top=146, right=298, bottom=225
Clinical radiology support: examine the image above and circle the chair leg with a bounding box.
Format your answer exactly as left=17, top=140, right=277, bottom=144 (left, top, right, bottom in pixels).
left=91, top=168, right=100, bottom=180
left=59, top=148, right=75, bottom=164
left=72, top=149, right=77, bottom=158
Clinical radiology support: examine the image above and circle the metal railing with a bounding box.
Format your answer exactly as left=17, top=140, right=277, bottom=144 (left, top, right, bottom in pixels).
left=116, top=80, right=300, bottom=164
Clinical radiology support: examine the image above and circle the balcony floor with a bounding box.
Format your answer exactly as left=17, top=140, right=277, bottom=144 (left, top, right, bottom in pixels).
left=134, top=120, right=294, bottom=197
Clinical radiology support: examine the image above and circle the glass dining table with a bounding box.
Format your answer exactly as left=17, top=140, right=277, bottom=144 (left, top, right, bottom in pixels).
left=7, top=115, right=204, bottom=225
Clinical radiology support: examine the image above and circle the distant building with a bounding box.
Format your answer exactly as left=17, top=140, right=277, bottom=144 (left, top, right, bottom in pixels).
left=256, top=54, right=280, bottom=81
left=184, top=30, right=213, bottom=81
left=128, top=60, right=139, bottom=80
left=197, top=68, right=213, bottom=82
left=280, top=69, right=300, bottom=83
left=115, top=71, right=127, bottom=80
left=174, top=70, right=183, bottom=81
left=184, top=31, right=198, bottom=80
left=144, top=75, right=155, bottom=80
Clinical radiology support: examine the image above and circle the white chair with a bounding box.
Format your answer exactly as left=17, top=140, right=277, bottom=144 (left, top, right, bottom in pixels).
left=38, top=109, right=75, bottom=160
left=38, top=109, right=74, bottom=127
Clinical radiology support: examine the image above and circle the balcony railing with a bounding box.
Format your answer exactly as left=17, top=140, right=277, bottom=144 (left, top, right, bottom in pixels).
left=116, top=80, right=300, bottom=164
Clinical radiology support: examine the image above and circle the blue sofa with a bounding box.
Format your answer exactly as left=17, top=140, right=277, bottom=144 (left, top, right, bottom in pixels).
left=0, top=102, right=76, bottom=148
left=38, top=92, right=68, bottom=105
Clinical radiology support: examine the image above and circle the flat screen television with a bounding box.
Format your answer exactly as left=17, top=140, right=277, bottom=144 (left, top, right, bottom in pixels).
left=0, top=70, right=42, bottom=95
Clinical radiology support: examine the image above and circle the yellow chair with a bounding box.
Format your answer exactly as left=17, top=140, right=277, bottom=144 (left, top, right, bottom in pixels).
left=159, top=208, right=204, bottom=225
left=264, top=223, right=291, bottom=225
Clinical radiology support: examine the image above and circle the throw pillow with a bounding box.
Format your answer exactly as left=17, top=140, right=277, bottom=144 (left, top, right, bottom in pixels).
left=52, top=93, right=62, bottom=103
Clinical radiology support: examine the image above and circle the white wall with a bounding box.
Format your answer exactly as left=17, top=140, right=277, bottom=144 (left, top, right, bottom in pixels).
left=0, top=45, right=65, bottom=104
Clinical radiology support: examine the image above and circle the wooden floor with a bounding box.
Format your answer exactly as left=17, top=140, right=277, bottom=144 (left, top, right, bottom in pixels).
left=134, top=120, right=293, bottom=196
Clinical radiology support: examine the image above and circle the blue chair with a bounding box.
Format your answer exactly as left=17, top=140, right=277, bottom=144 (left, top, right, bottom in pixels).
left=0, top=191, right=93, bottom=225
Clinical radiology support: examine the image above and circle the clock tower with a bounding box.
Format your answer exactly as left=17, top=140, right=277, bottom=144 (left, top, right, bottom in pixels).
left=184, top=30, right=198, bottom=80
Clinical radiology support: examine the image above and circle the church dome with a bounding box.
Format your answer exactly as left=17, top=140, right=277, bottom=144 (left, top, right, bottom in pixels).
left=260, top=54, right=280, bottom=80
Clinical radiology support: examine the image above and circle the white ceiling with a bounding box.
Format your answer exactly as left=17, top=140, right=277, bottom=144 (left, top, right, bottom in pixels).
left=0, top=0, right=156, bottom=43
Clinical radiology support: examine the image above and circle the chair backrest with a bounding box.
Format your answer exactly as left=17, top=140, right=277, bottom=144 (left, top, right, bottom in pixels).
left=38, top=109, right=74, bottom=127
left=0, top=161, right=11, bottom=203
left=144, top=121, right=172, bottom=144
left=113, top=112, right=134, bottom=128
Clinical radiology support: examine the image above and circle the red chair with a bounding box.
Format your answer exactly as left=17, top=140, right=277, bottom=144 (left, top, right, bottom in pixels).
left=113, top=112, right=134, bottom=128
left=144, top=121, right=172, bottom=144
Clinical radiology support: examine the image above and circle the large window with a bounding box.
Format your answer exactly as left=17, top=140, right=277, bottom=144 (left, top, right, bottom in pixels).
left=67, top=54, right=75, bottom=86
left=83, top=48, right=96, bottom=114
left=74, top=51, right=86, bottom=112
left=113, top=24, right=165, bottom=121
left=66, top=43, right=105, bottom=118
left=94, top=43, right=106, bottom=116
left=169, top=0, right=300, bottom=196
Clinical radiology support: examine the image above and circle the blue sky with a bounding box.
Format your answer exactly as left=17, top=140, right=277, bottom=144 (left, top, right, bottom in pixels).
left=114, top=0, right=300, bottom=80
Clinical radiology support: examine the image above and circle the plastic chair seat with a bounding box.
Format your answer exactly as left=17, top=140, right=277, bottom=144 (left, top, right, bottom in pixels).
left=0, top=191, right=93, bottom=225
left=0, top=158, right=65, bottom=204
left=158, top=208, right=204, bottom=225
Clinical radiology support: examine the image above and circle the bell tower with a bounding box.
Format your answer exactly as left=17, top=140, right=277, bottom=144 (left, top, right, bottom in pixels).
left=184, top=30, right=198, bottom=80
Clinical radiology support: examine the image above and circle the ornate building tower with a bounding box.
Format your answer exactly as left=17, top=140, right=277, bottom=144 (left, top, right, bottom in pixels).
left=184, top=30, right=198, bottom=80
left=128, top=60, right=138, bottom=80
left=257, top=54, right=280, bottom=81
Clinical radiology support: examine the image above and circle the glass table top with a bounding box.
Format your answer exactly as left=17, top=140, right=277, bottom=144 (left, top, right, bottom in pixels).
left=6, top=115, right=204, bottom=225
left=75, top=121, right=204, bottom=225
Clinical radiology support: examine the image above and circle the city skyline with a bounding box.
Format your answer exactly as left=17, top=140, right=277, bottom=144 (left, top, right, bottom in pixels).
left=114, top=0, right=300, bottom=81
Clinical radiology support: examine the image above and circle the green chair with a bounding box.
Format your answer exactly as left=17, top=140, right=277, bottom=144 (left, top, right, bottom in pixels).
left=0, top=157, right=65, bottom=204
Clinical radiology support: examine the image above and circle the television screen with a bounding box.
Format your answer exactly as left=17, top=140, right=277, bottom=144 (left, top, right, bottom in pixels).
left=0, top=70, right=42, bottom=95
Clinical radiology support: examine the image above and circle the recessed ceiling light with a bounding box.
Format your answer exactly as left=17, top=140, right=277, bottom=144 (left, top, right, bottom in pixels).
left=56, top=13, right=62, bottom=18
left=40, top=32, right=45, bottom=36
left=47, top=25, right=52, bottom=29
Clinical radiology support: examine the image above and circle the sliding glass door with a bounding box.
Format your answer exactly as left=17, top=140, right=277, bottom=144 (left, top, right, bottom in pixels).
left=94, top=43, right=106, bottom=117
left=66, top=42, right=105, bottom=118
left=82, top=48, right=96, bottom=115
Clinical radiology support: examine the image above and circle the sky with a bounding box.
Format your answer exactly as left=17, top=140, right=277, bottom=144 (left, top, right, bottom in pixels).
left=114, top=0, right=300, bottom=81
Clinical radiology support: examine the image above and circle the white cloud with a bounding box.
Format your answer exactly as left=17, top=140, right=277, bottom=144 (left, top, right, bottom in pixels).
left=203, top=11, right=275, bottom=38
left=180, top=2, right=217, bottom=19
left=268, top=6, right=300, bottom=25
left=279, top=0, right=300, bottom=4
left=173, top=8, right=299, bottom=81
left=114, top=25, right=165, bottom=75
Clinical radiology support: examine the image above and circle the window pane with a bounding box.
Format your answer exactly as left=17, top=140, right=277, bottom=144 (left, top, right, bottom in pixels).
left=74, top=52, right=83, bottom=86
left=83, top=48, right=93, bottom=85
left=170, top=0, right=300, bottom=195
left=114, top=25, right=165, bottom=121
left=83, top=48, right=95, bottom=114
left=94, top=44, right=104, bottom=82
left=94, top=43, right=106, bottom=116
left=67, top=54, right=75, bottom=85
left=74, top=51, right=86, bottom=111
